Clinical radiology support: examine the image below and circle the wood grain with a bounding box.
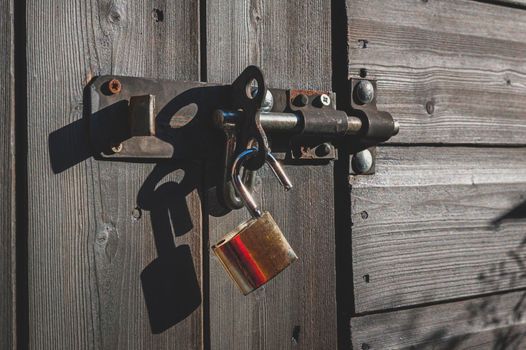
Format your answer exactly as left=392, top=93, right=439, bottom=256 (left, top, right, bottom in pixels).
left=351, top=146, right=526, bottom=313
left=206, top=1, right=337, bottom=349
left=352, top=290, right=526, bottom=350
left=0, top=0, right=15, bottom=348
left=207, top=0, right=332, bottom=90
left=348, top=0, right=526, bottom=144
left=27, top=1, right=201, bottom=349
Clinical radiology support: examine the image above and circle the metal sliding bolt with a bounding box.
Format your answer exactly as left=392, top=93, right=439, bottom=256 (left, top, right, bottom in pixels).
left=214, top=109, right=363, bottom=135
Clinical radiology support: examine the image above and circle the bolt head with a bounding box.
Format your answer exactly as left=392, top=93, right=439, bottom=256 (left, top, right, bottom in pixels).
left=320, top=94, right=331, bottom=107
left=294, top=94, right=309, bottom=107
left=250, top=87, right=273, bottom=112
left=315, top=143, right=333, bottom=157
left=355, top=80, right=374, bottom=105
left=261, top=89, right=274, bottom=112
left=352, top=149, right=373, bottom=174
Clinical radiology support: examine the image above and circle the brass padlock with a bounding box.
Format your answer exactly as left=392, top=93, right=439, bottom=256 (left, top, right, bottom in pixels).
left=213, top=148, right=298, bottom=295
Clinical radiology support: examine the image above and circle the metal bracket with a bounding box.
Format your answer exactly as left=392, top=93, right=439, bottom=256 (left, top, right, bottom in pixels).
left=347, top=78, right=399, bottom=174
left=89, top=76, right=227, bottom=160
left=88, top=68, right=398, bottom=168
left=87, top=68, right=397, bottom=212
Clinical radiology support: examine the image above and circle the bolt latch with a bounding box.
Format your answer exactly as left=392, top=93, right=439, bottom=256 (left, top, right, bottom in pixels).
left=88, top=66, right=398, bottom=170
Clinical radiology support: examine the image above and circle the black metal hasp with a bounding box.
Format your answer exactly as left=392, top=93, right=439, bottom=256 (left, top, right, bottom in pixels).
left=87, top=66, right=398, bottom=162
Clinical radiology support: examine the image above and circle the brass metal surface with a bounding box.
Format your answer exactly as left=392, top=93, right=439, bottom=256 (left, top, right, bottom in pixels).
left=212, top=212, right=298, bottom=295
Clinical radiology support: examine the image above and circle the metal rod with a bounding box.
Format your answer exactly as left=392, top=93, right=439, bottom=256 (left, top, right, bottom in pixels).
left=260, top=112, right=363, bottom=136
left=214, top=109, right=364, bottom=136
left=258, top=112, right=301, bottom=132
left=346, top=117, right=362, bottom=135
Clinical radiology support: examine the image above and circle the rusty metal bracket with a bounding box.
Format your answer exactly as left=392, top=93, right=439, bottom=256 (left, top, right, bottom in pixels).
left=87, top=67, right=398, bottom=169
left=89, top=76, right=227, bottom=160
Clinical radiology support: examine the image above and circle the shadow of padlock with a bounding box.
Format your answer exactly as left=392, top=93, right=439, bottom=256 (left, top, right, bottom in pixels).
left=212, top=148, right=298, bottom=295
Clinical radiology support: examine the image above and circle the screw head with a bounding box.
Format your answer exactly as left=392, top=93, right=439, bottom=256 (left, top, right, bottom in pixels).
left=108, top=79, right=122, bottom=94
left=355, top=80, right=374, bottom=105
left=320, top=94, right=331, bottom=107
left=111, top=143, right=123, bottom=153
left=294, top=94, right=309, bottom=107
left=352, top=149, right=374, bottom=174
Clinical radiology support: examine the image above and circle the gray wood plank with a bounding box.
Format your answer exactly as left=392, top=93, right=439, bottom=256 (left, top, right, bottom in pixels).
left=351, top=146, right=526, bottom=313
left=0, top=0, right=15, bottom=348
left=28, top=1, right=201, bottom=349
left=348, top=0, right=526, bottom=145
left=207, top=0, right=332, bottom=90
left=206, top=2, right=337, bottom=349
left=352, top=290, right=526, bottom=350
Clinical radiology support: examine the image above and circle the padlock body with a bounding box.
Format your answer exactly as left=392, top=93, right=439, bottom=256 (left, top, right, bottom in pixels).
left=212, top=211, right=298, bottom=295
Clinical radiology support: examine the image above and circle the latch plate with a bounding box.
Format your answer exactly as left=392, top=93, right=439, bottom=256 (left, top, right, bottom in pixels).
left=89, top=77, right=342, bottom=162
left=89, top=76, right=227, bottom=160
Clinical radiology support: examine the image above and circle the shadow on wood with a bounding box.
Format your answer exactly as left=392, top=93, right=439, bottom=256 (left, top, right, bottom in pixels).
left=493, top=200, right=526, bottom=227
left=137, top=163, right=202, bottom=334
left=48, top=108, right=205, bottom=334
left=352, top=190, right=526, bottom=349
left=48, top=116, right=93, bottom=174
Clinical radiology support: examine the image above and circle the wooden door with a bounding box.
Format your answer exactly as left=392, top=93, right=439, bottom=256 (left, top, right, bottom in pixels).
left=347, top=0, right=526, bottom=349
left=2, top=0, right=526, bottom=349
left=2, top=0, right=338, bottom=349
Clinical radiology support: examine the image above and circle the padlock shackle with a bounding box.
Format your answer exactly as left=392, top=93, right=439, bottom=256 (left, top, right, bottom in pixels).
left=232, top=148, right=292, bottom=218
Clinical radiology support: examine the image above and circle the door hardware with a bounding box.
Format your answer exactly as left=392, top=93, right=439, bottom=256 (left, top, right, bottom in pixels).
left=88, top=65, right=397, bottom=211
left=212, top=148, right=297, bottom=295
left=88, top=66, right=398, bottom=163
left=87, top=66, right=398, bottom=294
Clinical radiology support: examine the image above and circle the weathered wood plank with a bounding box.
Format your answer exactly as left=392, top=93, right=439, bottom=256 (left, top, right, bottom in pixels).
left=28, top=1, right=201, bottom=349
left=206, top=2, right=337, bottom=349
left=352, top=290, right=526, bottom=350
left=351, top=146, right=526, bottom=313
left=348, top=0, right=526, bottom=144
left=0, top=0, right=15, bottom=348
left=207, top=0, right=332, bottom=90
